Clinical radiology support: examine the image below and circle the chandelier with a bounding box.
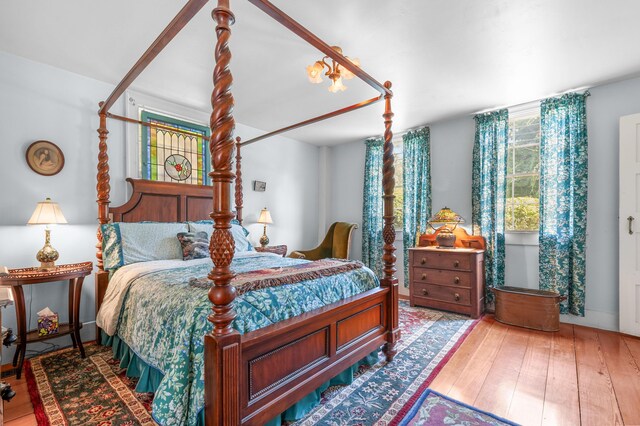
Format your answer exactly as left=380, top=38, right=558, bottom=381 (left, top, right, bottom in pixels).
left=305, top=46, right=360, bottom=93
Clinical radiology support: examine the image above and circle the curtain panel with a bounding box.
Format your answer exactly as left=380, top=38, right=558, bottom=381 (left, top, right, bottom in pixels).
left=402, top=127, right=432, bottom=284
left=472, top=109, right=509, bottom=305
left=539, top=93, right=588, bottom=316
left=362, top=137, right=384, bottom=278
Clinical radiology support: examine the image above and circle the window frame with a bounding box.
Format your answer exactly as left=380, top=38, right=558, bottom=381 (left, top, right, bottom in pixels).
left=139, top=110, right=211, bottom=185
left=505, top=104, right=541, bottom=236
left=125, top=91, right=212, bottom=196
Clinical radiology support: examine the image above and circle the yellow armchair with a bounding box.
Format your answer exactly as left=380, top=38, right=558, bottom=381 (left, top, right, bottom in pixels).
left=289, top=222, right=358, bottom=260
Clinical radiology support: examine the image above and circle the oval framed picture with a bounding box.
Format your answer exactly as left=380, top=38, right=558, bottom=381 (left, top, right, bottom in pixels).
left=26, top=140, right=65, bottom=176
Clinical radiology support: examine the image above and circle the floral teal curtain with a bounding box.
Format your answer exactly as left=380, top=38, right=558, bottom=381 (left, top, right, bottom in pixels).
left=539, top=93, right=588, bottom=316
left=362, top=137, right=384, bottom=278
left=402, top=127, right=431, bottom=284
left=472, top=110, right=509, bottom=304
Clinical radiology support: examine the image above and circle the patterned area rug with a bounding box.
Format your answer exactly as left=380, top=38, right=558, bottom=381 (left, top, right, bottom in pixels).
left=389, top=389, right=519, bottom=426
left=26, top=344, right=156, bottom=425
left=26, top=302, right=477, bottom=426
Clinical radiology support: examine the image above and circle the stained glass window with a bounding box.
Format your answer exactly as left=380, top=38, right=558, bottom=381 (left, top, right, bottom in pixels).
left=140, top=111, right=211, bottom=185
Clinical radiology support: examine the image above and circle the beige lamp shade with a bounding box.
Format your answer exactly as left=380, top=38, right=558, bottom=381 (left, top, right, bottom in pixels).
left=257, top=208, right=273, bottom=225
left=27, top=198, right=68, bottom=225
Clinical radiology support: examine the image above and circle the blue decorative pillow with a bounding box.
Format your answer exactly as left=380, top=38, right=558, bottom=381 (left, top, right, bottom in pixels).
left=101, top=222, right=189, bottom=270
left=177, top=231, right=210, bottom=260
left=187, top=220, right=253, bottom=252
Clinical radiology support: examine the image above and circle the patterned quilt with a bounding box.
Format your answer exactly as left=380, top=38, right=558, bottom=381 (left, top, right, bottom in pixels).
left=107, top=253, right=379, bottom=426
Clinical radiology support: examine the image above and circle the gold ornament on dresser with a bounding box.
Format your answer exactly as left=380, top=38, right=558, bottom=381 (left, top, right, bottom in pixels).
left=27, top=198, right=67, bottom=270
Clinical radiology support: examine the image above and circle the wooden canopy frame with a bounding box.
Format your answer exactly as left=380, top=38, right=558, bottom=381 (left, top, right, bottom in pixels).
left=94, top=1, right=398, bottom=424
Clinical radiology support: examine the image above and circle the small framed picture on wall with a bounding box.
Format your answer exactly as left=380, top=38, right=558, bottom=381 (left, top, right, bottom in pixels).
left=253, top=181, right=266, bottom=192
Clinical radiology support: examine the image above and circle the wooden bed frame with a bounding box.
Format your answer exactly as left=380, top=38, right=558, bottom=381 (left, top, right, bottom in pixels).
left=94, top=1, right=399, bottom=424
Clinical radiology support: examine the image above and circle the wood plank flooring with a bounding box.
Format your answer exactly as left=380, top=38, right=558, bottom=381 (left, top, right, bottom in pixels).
left=4, top=315, right=640, bottom=425
left=430, top=315, right=640, bottom=426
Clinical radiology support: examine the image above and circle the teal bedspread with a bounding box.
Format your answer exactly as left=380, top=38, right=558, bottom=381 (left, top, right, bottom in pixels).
left=107, top=253, right=379, bottom=426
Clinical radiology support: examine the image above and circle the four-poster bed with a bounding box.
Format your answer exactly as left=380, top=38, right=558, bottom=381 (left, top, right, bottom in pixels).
left=94, top=0, right=399, bottom=424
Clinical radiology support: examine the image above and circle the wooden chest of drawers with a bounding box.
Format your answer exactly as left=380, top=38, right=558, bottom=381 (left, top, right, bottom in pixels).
left=408, top=247, right=485, bottom=318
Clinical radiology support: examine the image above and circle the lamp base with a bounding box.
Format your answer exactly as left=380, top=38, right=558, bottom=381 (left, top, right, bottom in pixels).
left=259, top=234, right=270, bottom=248
left=436, top=232, right=456, bottom=248
left=36, top=228, right=59, bottom=271
left=39, top=261, right=56, bottom=271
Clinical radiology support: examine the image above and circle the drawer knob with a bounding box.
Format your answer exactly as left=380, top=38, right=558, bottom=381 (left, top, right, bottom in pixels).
left=422, top=288, right=429, bottom=296
left=454, top=276, right=460, bottom=284
left=421, top=258, right=426, bottom=265
left=454, top=293, right=460, bottom=301
left=453, top=260, right=460, bottom=267
left=421, top=273, right=427, bottom=280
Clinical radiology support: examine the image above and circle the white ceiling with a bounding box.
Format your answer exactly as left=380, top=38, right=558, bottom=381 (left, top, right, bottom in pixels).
left=2, top=0, right=640, bottom=146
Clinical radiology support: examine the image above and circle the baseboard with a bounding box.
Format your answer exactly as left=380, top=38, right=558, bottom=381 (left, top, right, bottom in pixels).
left=560, top=309, right=618, bottom=332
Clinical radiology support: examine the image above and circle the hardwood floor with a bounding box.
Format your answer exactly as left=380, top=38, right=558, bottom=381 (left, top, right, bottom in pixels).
left=431, top=316, right=640, bottom=426
left=3, top=315, right=639, bottom=425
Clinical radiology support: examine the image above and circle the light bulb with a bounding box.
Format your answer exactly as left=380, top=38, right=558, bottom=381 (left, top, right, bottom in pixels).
left=328, top=77, right=347, bottom=93
left=340, top=57, right=360, bottom=80
left=306, top=62, right=324, bottom=84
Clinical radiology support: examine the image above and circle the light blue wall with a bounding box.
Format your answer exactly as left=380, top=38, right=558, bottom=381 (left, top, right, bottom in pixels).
left=0, top=52, right=321, bottom=361
left=327, top=75, right=640, bottom=331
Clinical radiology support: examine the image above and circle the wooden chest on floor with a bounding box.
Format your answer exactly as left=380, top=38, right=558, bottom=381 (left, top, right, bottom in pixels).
left=409, top=247, right=485, bottom=318
left=492, top=286, right=564, bottom=331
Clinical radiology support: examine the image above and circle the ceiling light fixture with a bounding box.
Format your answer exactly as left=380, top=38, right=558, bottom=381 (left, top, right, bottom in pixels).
left=306, top=46, right=360, bottom=93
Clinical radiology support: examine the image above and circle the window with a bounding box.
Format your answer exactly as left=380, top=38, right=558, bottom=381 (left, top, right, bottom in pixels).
left=393, top=140, right=403, bottom=229
left=140, top=110, right=211, bottom=185
left=506, top=110, right=540, bottom=231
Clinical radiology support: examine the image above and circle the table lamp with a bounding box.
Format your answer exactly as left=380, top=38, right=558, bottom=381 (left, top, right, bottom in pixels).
left=257, top=207, right=273, bottom=247
left=428, top=207, right=465, bottom=248
left=27, top=197, right=67, bottom=270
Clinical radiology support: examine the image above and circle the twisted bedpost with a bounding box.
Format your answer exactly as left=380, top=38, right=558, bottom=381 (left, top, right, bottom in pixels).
left=204, top=1, right=241, bottom=424
left=235, top=136, right=243, bottom=225
left=380, top=81, right=400, bottom=362
left=95, top=104, right=111, bottom=343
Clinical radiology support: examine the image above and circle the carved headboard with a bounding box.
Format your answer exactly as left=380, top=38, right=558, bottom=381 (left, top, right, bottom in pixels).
left=110, top=178, right=217, bottom=223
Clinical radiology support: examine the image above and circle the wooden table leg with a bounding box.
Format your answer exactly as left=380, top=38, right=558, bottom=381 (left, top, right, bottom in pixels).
left=73, top=277, right=85, bottom=358
left=68, top=278, right=77, bottom=349
left=11, top=286, right=26, bottom=379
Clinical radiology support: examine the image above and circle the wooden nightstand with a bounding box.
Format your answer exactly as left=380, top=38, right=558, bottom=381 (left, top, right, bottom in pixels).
left=0, top=262, right=92, bottom=379
left=408, top=247, right=485, bottom=318
left=254, top=245, right=287, bottom=257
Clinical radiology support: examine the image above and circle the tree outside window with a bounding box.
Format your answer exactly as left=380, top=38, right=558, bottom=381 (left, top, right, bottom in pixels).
left=506, top=113, right=540, bottom=231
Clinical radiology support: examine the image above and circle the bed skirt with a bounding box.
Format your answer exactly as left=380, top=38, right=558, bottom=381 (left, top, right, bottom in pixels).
left=101, top=332, right=379, bottom=425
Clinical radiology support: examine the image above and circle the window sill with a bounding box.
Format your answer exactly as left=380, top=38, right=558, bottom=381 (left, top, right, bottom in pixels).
left=505, top=232, right=538, bottom=246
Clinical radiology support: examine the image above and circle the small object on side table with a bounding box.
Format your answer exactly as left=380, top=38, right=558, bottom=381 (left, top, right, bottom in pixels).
left=254, top=245, right=287, bottom=257
left=0, top=262, right=92, bottom=379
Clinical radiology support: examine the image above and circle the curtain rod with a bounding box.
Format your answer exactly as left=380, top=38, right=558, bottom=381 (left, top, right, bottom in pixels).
left=473, top=87, right=591, bottom=116
left=366, top=124, right=430, bottom=143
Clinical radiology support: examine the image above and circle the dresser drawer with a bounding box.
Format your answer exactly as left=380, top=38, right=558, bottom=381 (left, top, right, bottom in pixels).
left=412, top=252, right=471, bottom=271
left=413, top=283, right=471, bottom=306
left=412, top=268, right=472, bottom=288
